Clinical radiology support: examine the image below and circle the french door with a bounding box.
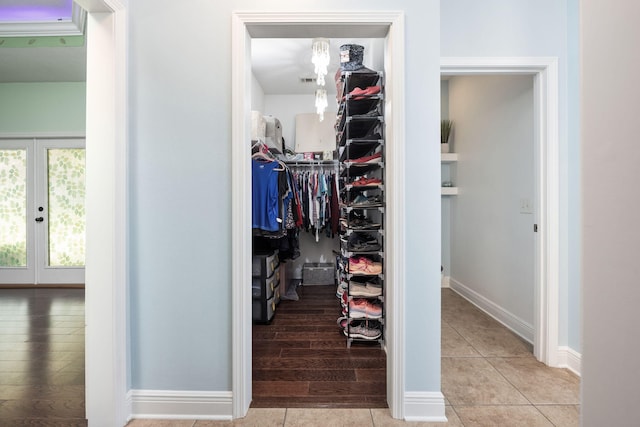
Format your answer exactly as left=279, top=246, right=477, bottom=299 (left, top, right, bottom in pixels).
left=0, top=138, right=86, bottom=285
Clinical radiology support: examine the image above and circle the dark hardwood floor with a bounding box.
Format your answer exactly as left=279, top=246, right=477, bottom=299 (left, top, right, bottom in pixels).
left=0, top=288, right=86, bottom=426
left=251, top=284, right=387, bottom=408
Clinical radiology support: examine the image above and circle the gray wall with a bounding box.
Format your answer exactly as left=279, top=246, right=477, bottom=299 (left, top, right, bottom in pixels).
left=581, top=0, right=640, bottom=424
left=448, top=75, right=535, bottom=330
left=128, top=0, right=442, bottom=394
left=441, top=0, right=580, bottom=353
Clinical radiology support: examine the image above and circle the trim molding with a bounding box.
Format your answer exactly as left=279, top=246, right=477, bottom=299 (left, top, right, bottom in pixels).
left=129, top=390, right=233, bottom=420
left=79, top=0, right=129, bottom=425
left=403, top=392, right=447, bottom=422
left=441, top=57, right=560, bottom=367
left=0, top=132, right=86, bottom=139
left=449, top=279, right=534, bottom=344
left=558, top=346, right=582, bottom=377
left=232, top=10, right=407, bottom=420
left=0, top=3, right=86, bottom=37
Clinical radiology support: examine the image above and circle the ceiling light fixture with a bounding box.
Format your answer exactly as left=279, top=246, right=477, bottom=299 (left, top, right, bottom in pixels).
left=311, top=37, right=330, bottom=86
left=315, top=89, right=328, bottom=122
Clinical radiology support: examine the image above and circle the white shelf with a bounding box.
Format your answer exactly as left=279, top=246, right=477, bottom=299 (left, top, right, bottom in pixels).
left=441, top=153, right=458, bottom=163
left=441, top=187, right=458, bottom=196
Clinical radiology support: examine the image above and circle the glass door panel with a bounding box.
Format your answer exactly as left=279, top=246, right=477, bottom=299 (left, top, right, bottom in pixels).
left=0, top=141, right=35, bottom=284
left=0, top=139, right=85, bottom=285
left=36, top=140, right=85, bottom=284
left=0, top=149, right=27, bottom=267
left=47, top=148, right=86, bottom=267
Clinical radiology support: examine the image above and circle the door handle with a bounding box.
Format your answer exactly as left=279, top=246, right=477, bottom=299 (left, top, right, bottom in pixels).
left=35, top=217, right=44, bottom=222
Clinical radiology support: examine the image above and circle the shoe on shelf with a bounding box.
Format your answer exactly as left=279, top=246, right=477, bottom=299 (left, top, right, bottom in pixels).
left=351, top=177, right=382, bottom=187
left=347, top=233, right=381, bottom=252
left=344, top=321, right=382, bottom=340
left=348, top=217, right=381, bottom=230
left=350, top=195, right=383, bottom=208
left=350, top=281, right=382, bottom=297
left=348, top=86, right=382, bottom=100
left=349, top=299, right=383, bottom=319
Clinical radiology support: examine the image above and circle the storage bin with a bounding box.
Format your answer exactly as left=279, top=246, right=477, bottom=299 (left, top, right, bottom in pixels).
left=252, top=295, right=276, bottom=323
left=252, top=250, right=279, bottom=278
left=302, top=262, right=335, bottom=285
left=273, top=283, right=281, bottom=305
left=252, top=267, right=279, bottom=300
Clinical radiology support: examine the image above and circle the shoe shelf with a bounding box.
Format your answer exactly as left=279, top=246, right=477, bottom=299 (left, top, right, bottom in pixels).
left=337, top=70, right=382, bottom=99
left=335, top=69, right=386, bottom=348
left=338, top=140, right=381, bottom=162
left=343, top=183, right=384, bottom=191
left=340, top=163, right=383, bottom=177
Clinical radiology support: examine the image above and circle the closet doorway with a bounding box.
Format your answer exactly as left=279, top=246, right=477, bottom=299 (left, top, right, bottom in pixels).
left=232, top=12, right=407, bottom=419
left=440, top=58, right=561, bottom=367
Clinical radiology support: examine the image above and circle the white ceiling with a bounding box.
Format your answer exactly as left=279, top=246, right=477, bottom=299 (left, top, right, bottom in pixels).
left=252, top=38, right=384, bottom=95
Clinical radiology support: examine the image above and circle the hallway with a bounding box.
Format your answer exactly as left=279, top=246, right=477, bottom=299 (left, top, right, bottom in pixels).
left=439, top=288, right=580, bottom=426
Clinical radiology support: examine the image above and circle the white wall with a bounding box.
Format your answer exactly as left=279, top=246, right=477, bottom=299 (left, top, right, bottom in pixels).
left=581, top=0, right=640, bottom=425
left=448, top=75, right=535, bottom=331
left=441, top=0, right=580, bottom=353
left=263, top=94, right=337, bottom=153
left=251, top=73, right=265, bottom=113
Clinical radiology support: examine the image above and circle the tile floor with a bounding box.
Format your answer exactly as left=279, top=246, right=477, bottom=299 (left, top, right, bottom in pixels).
left=127, top=289, right=580, bottom=426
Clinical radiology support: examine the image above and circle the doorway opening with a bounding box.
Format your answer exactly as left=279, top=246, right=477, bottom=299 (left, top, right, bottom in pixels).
left=232, top=12, right=407, bottom=419
left=250, top=35, right=387, bottom=409
left=440, top=58, right=560, bottom=367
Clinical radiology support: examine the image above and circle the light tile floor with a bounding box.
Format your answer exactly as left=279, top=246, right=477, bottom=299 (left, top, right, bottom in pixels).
left=126, top=289, right=580, bottom=426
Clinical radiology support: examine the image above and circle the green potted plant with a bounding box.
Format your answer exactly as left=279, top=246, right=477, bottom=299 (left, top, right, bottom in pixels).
left=441, top=119, right=453, bottom=153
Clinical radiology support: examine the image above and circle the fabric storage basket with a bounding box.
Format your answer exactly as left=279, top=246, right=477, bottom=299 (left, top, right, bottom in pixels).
left=302, top=262, right=335, bottom=285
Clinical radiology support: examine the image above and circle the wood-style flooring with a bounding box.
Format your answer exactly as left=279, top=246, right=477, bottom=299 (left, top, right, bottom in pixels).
left=0, top=288, right=86, bottom=426
left=251, top=284, right=387, bottom=408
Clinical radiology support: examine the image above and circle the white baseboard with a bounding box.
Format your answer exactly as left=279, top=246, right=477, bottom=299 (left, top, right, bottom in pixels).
left=129, top=390, right=233, bottom=420
left=404, top=392, right=447, bottom=422
left=441, top=275, right=451, bottom=288
left=557, top=346, right=582, bottom=376
left=449, top=278, right=534, bottom=344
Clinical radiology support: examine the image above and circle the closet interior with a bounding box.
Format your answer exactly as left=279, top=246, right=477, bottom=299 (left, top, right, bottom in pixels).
left=250, top=37, right=388, bottom=406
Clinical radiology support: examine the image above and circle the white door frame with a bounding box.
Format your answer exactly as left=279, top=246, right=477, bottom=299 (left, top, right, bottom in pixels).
left=231, top=11, right=407, bottom=419
left=440, top=57, right=560, bottom=367
left=75, top=0, right=129, bottom=425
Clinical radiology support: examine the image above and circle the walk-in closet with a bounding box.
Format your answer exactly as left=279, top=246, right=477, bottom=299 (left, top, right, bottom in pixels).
left=250, top=38, right=388, bottom=407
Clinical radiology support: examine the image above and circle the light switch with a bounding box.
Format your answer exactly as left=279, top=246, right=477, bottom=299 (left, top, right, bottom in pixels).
left=520, top=198, right=533, bottom=214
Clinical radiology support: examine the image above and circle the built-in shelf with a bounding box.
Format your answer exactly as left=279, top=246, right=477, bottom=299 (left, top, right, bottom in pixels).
left=441, top=187, right=458, bottom=196
left=441, top=153, right=458, bottom=196
left=441, top=153, right=458, bottom=163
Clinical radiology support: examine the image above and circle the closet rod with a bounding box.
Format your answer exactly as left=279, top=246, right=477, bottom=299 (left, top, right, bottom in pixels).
left=283, top=160, right=338, bottom=167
